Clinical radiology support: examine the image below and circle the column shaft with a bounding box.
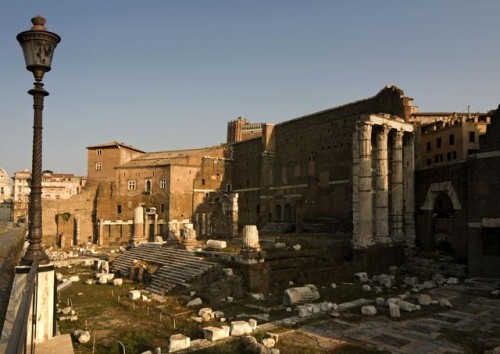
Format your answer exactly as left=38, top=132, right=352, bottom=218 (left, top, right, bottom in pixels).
left=355, top=122, right=374, bottom=248
left=403, top=133, right=416, bottom=247
left=375, top=125, right=391, bottom=244
left=391, top=130, right=404, bottom=241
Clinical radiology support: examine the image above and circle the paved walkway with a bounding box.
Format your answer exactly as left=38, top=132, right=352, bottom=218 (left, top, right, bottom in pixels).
left=297, top=284, right=500, bottom=353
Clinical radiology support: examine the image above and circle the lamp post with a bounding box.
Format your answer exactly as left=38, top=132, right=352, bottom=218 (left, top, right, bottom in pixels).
left=17, top=16, right=60, bottom=265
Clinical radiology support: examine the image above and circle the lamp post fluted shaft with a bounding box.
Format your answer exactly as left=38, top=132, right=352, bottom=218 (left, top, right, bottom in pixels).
left=17, top=16, right=60, bottom=265
left=22, top=82, right=49, bottom=264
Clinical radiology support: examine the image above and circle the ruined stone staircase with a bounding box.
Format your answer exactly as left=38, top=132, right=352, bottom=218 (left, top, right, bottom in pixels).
left=402, top=256, right=468, bottom=278
left=111, top=243, right=217, bottom=295
left=260, top=222, right=293, bottom=234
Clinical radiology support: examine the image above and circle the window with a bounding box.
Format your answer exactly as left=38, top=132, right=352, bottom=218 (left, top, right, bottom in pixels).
left=227, top=184, right=232, bottom=192
left=160, top=179, right=167, bottom=189
left=202, top=179, right=206, bottom=186
left=117, top=205, right=122, bottom=214
left=426, top=141, right=431, bottom=152
left=435, top=154, right=443, bottom=163
left=128, top=180, right=136, bottom=191
left=256, top=204, right=260, bottom=213
left=309, top=154, right=315, bottom=162
left=469, top=131, right=476, bottom=143
left=427, top=159, right=432, bottom=166
left=145, top=179, right=152, bottom=193
left=161, top=204, right=165, bottom=213
left=96, top=149, right=102, bottom=156
left=95, top=162, right=102, bottom=171
left=447, top=151, right=457, bottom=161
left=436, top=137, right=442, bottom=148
left=246, top=180, right=250, bottom=187
left=449, top=134, right=454, bottom=145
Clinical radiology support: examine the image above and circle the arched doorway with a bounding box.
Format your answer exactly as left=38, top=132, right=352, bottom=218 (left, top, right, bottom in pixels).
left=432, top=192, right=454, bottom=254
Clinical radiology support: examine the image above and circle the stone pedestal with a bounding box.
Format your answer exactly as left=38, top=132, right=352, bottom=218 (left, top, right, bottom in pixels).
left=0, top=264, right=55, bottom=347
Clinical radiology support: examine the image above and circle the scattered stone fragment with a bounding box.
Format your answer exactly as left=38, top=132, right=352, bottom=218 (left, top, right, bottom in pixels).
left=423, top=281, right=436, bottom=289
left=198, top=308, right=213, bottom=317
left=447, top=277, right=459, bottom=285
left=73, top=329, right=90, bottom=344
left=98, top=276, right=108, bottom=285
left=226, top=296, right=234, bottom=303
left=389, top=303, right=401, bottom=318
left=490, top=290, right=500, bottom=296
left=361, top=305, right=377, bottom=316
left=248, top=319, right=257, bottom=330
left=330, top=283, right=337, bottom=289
left=354, top=272, right=369, bottom=283
left=223, top=268, right=233, bottom=276
left=319, top=301, right=333, bottom=311
left=283, top=284, right=320, bottom=305
left=69, top=275, right=80, bottom=282
left=398, top=300, right=421, bottom=312
left=62, top=306, right=72, bottom=315
left=375, top=297, right=385, bottom=306
left=418, top=294, right=432, bottom=306
left=330, top=311, right=341, bottom=318
left=404, top=277, right=418, bottom=286
left=386, top=297, right=399, bottom=306
left=250, top=293, right=265, bottom=300
left=186, top=297, right=202, bottom=307
left=262, top=337, right=276, bottom=348
left=297, top=305, right=310, bottom=318
left=374, top=286, right=383, bottom=294
left=292, top=244, right=301, bottom=251
left=337, top=298, right=374, bottom=311
left=438, top=298, right=453, bottom=308
left=362, top=284, right=372, bottom=292
left=113, top=278, right=123, bottom=286
left=168, top=334, right=190, bottom=352
left=84, top=279, right=94, bottom=285
left=230, top=321, right=253, bottom=336
left=128, top=290, right=141, bottom=300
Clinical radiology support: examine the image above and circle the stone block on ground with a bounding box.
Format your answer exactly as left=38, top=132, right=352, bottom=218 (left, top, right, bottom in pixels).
left=168, top=334, right=191, bottom=352
left=262, top=337, right=276, bottom=348
left=73, top=329, right=90, bottom=344
left=375, top=297, right=385, bottom=306
left=389, top=303, right=401, bottom=318
left=203, top=326, right=230, bottom=341
left=283, top=284, right=320, bottom=305
left=230, top=321, right=253, bottom=336
left=398, top=300, right=421, bottom=312
left=186, top=297, right=202, bottom=307
left=354, top=272, right=368, bottom=283
left=439, top=298, right=453, bottom=308
left=361, top=305, right=377, bottom=315
left=418, top=294, right=432, bottom=306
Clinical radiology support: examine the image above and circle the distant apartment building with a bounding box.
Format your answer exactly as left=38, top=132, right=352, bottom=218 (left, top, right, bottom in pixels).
left=416, top=112, right=490, bottom=168
left=11, top=170, right=86, bottom=222
left=0, top=166, right=12, bottom=222
left=0, top=166, right=11, bottom=203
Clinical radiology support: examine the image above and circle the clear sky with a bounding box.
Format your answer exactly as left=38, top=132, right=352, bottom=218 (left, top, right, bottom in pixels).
left=0, top=1, right=499, bottom=178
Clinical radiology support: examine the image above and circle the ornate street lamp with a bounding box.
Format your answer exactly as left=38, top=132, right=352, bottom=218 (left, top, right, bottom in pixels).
left=17, top=16, right=61, bottom=265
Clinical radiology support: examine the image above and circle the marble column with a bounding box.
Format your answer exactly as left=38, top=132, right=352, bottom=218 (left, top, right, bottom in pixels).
left=354, top=122, right=375, bottom=248
left=352, top=128, right=360, bottom=238
left=403, top=133, right=416, bottom=247
left=391, top=129, right=404, bottom=242
left=375, top=125, right=391, bottom=244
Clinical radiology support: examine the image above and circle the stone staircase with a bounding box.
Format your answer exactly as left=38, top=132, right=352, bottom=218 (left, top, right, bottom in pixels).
left=111, top=243, right=217, bottom=295
left=402, top=256, right=468, bottom=278
left=260, top=222, right=293, bottom=234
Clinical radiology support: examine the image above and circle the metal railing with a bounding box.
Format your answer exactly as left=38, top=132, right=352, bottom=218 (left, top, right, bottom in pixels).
left=5, top=259, right=39, bottom=354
